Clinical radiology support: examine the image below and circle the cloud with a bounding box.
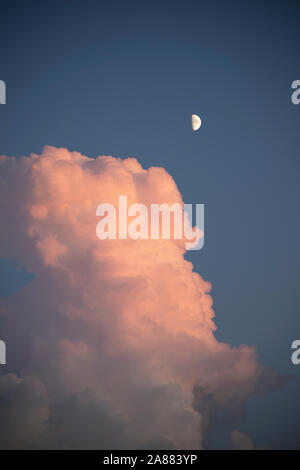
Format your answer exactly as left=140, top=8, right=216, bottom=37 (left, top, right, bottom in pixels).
left=230, top=430, right=255, bottom=450
left=0, top=374, right=49, bottom=449
left=0, top=146, right=284, bottom=449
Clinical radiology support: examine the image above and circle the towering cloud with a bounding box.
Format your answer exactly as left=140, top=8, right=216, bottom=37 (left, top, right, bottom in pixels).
left=0, top=146, right=283, bottom=449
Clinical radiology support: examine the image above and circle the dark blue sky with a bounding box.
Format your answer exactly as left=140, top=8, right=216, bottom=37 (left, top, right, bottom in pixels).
left=0, top=0, right=300, bottom=448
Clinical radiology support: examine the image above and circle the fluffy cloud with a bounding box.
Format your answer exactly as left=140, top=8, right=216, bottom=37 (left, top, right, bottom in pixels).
left=0, top=146, right=283, bottom=449
left=0, top=374, right=49, bottom=449
left=230, top=430, right=255, bottom=450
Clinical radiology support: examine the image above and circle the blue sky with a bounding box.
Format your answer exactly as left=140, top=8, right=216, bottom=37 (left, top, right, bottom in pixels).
left=0, top=0, right=300, bottom=448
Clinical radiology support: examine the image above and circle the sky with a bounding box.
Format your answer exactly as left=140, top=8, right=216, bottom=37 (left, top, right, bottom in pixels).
left=0, top=0, right=300, bottom=449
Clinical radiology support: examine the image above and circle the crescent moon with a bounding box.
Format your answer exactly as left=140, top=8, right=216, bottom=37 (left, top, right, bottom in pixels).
left=191, top=114, right=201, bottom=131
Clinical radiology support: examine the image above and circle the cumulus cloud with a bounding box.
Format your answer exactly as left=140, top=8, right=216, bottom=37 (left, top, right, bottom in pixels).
left=230, top=430, right=255, bottom=450
left=0, top=146, right=284, bottom=449
left=0, top=374, right=49, bottom=449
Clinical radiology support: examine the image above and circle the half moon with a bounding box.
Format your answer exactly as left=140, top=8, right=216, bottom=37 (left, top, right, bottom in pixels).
left=191, top=114, right=201, bottom=131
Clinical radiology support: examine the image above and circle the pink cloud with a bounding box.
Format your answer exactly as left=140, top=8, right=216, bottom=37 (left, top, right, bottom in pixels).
left=0, top=146, right=284, bottom=449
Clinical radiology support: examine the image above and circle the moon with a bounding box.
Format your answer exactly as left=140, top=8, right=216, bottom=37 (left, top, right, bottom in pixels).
left=191, top=114, right=201, bottom=131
